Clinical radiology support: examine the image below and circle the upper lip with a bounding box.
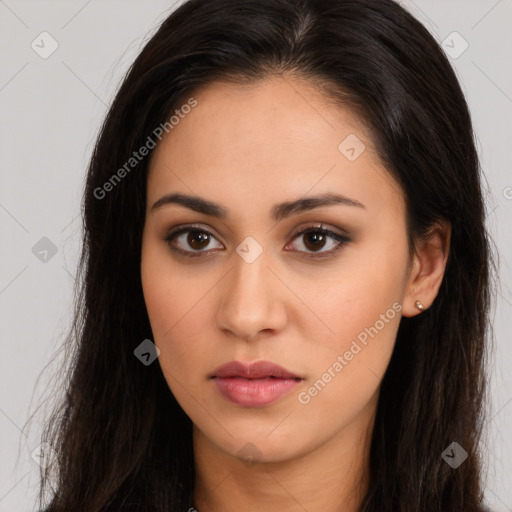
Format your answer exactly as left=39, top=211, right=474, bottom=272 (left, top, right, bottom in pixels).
left=211, top=360, right=302, bottom=379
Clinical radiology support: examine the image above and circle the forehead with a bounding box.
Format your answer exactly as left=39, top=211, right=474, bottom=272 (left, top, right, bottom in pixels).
left=146, top=75, right=405, bottom=220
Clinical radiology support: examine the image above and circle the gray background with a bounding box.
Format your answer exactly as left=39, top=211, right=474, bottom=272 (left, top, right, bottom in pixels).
left=0, top=1, right=511, bottom=510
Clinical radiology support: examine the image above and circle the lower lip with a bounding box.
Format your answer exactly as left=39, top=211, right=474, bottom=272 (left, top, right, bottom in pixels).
left=213, top=377, right=301, bottom=407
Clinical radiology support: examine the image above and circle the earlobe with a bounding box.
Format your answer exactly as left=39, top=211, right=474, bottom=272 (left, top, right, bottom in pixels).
left=402, top=220, right=451, bottom=318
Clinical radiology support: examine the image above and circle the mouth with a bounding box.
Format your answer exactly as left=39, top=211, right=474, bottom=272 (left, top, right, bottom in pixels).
left=210, top=360, right=304, bottom=407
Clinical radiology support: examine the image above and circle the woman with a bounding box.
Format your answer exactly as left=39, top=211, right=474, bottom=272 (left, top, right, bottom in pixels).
left=37, top=0, right=496, bottom=510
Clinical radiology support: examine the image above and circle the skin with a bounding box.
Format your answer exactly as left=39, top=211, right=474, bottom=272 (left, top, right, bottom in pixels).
left=140, top=74, right=451, bottom=512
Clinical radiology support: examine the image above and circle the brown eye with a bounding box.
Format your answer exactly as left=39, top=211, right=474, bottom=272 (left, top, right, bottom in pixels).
left=165, top=227, right=223, bottom=255
left=302, top=231, right=328, bottom=251
left=287, top=226, right=350, bottom=259
left=187, top=230, right=211, bottom=250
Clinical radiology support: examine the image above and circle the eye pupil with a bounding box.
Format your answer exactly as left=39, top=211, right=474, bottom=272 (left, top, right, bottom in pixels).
left=188, top=231, right=210, bottom=250
left=304, top=232, right=326, bottom=251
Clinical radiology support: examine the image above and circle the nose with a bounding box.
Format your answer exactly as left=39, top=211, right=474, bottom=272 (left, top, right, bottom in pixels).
left=215, top=249, right=288, bottom=342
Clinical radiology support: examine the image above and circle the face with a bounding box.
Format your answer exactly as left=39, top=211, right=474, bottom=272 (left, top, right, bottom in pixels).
left=141, top=75, right=413, bottom=464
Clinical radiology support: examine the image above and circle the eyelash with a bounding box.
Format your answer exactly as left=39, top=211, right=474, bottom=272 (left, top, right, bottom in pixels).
left=164, top=223, right=350, bottom=260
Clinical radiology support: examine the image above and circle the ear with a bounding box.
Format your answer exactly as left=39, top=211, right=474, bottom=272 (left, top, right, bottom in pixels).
left=402, top=220, right=451, bottom=318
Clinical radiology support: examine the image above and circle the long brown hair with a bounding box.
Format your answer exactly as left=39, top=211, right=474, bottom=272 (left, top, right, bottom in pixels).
left=35, top=0, right=496, bottom=510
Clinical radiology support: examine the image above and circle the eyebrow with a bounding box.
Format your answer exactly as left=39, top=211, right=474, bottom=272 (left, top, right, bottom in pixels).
left=151, top=192, right=365, bottom=221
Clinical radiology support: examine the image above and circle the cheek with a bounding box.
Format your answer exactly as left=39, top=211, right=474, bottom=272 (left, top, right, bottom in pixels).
left=140, top=242, right=216, bottom=393
left=141, top=237, right=204, bottom=337
left=293, top=234, right=407, bottom=413
left=141, top=244, right=186, bottom=359
left=294, top=295, right=400, bottom=439
left=305, top=238, right=407, bottom=355
left=141, top=267, right=206, bottom=416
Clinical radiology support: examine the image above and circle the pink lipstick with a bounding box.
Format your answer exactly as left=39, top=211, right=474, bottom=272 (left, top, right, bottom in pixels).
left=211, top=360, right=303, bottom=407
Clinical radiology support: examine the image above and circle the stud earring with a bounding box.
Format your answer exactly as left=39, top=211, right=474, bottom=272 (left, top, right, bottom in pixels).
left=415, top=300, right=425, bottom=311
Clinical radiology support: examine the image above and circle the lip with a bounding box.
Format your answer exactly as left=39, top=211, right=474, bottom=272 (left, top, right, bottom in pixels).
left=211, top=360, right=302, bottom=379
left=211, top=360, right=303, bottom=407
